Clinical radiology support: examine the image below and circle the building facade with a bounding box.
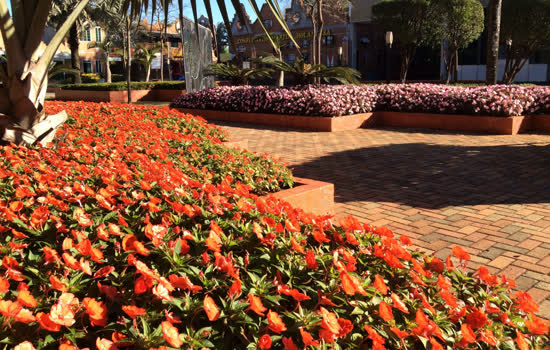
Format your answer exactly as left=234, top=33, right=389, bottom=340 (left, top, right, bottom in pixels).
left=230, top=0, right=350, bottom=67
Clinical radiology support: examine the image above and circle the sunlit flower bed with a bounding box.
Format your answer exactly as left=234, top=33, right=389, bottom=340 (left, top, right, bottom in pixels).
left=1, top=102, right=549, bottom=349
left=171, top=84, right=550, bottom=117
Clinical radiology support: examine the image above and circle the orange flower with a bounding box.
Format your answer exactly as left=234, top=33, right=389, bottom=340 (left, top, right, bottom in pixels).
left=452, top=246, right=470, bottom=261
left=14, top=308, right=35, bottom=323
left=204, top=295, right=220, bottom=321
left=258, top=334, right=272, bottom=349
left=161, top=320, right=183, bottom=348
left=17, top=290, right=37, bottom=308
left=205, top=230, right=221, bottom=252
left=0, top=300, right=22, bottom=318
left=83, top=297, right=108, bottom=327
left=525, top=314, right=549, bottom=335
left=122, top=305, right=146, bottom=319
left=373, top=274, right=388, bottom=295
left=379, top=301, right=393, bottom=322
left=515, top=330, right=530, bottom=350
left=49, top=275, right=68, bottom=292
left=465, top=309, right=488, bottom=329
left=299, top=328, right=320, bottom=347
left=305, top=250, right=318, bottom=269
left=267, top=310, right=286, bottom=334
left=248, top=294, right=267, bottom=316
left=340, top=271, right=366, bottom=296
left=36, top=312, right=61, bottom=332
left=74, top=208, right=93, bottom=227
left=290, top=238, right=305, bottom=254
left=319, top=307, right=340, bottom=334
left=49, top=293, right=79, bottom=327
left=96, top=338, right=118, bottom=350
left=282, top=337, right=298, bottom=350
left=461, top=323, right=476, bottom=344
left=13, top=341, right=36, bottom=350
left=391, top=293, right=409, bottom=314
left=390, top=326, right=409, bottom=339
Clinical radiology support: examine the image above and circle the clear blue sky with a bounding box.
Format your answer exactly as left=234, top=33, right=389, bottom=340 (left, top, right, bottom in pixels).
left=6, top=0, right=274, bottom=26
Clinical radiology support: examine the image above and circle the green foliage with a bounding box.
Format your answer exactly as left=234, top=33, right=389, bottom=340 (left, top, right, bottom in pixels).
left=204, top=63, right=274, bottom=86
left=61, top=81, right=187, bottom=91
left=433, top=0, right=484, bottom=83
left=258, top=56, right=361, bottom=85
left=501, top=0, right=550, bottom=83
left=47, top=63, right=80, bottom=80
left=81, top=73, right=103, bottom=84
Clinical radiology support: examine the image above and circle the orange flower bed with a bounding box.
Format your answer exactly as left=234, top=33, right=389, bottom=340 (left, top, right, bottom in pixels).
left=0, top=102, right=548, bottom=350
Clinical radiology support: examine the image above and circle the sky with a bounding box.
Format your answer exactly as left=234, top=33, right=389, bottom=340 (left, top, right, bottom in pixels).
left=6, top=1, right=291, bottom=26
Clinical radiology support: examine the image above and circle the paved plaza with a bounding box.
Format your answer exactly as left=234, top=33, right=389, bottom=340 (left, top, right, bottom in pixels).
left=218, top=121, right=550, bottom=316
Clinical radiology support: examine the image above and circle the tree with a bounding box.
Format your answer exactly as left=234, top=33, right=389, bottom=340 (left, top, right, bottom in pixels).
left=0, top=0, right=88, bottom=145
left=89, top=39, right=116, bottom=83
left=501, top=0, right=550, bottom=84
left=435, top=0, right=484, bottom=84
left=258, top=55, right=361, bottom=85
left=135, top=44, right=162, bottom=82
left=216, top=22, right=229, bottom=53
left=204, top=62, right=273, bottom=85
left=372, top=0, right=439, bottom=83
left=49, top=0, right=96, bottom=84
left=486, top=0, right=502, bottom=85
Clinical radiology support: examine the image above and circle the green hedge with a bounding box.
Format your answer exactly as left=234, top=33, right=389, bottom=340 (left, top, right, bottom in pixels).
left=61, top=81, right=187, bottom=91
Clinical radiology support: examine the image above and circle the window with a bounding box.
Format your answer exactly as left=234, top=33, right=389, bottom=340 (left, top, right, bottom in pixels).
left=82, top=60, right=92, bottom=73
left=237, top=45, right=246, bottom=53
left=81, top=27, right=91, bottom=42
left=95, top=60, right=102, bottom=73
left=325, top=35, right=334, bottom=46
left=303, top=53, right=309, bottom=63
left=263, top=20, right=272, bottom=29
left=95, top=27, right=102, bottom=42
left=302, top=40, right=310, bottom=48
left=288, top=41, right=296, bottom=49
left=171, top=40, right=179, bottom=48
left=287, top=53, right=296, bottom=64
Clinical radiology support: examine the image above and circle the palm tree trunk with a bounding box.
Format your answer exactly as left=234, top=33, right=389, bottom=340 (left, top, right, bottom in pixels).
left=486, top=0, right=502, bottom=85
left=160, top=36, right=164, bottom=81
left=277, top=49, right=284, bottom=87
left=68, top=23, right=82, bottom=84
left=146, top=66, right=151, bottom=82
left=126, top=15, right=132, bottom=103
left=106, top=53, right=112, bottom=83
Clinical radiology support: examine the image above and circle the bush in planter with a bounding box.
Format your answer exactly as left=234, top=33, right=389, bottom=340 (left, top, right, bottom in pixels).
left=171, top=84, right=550, bottom=117
left=1, top=101, right=548, bottom=350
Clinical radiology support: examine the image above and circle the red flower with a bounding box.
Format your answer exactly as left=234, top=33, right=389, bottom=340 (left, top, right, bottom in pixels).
left=373, top=274, right=388, bottom=295
left=391, top=293, right=409, bottom=314
left=162, top=321, right=183, bottom=348
left=452, top=246, right=470, bottom=261
left=465, top=309, right=488, bottom=329
left=267, top=310, right=286, bottom=334
left=305, top=249, right=318, bottom=269
left=204, top=295, right=220, bottom=321
left=378, top=301, right=393, bottom=322
left=122, top=305, right=146, bottom=319
left=83, top=298, right=108, bottom=327
left=461, top=323, right=476, bottom=344
left=515, top=330, right=530, bottom=350
left=258, top=334, right=271, bottom=349
left=299, top=328, right=320, bottom=347
left=248, top=294, right=267, bottom=316
left=282, top=337, right=298, bottom=350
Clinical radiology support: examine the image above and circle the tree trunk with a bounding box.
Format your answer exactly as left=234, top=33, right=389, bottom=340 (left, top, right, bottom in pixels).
left=486, top=0, right=502, bottom=85
left=453, top=49, right=459, bottom=83
left=311, top=14, right=318, bottom=66
left=317, top=0, right=324, bottom=67
left=178, top=0, right=186, bottom=82
left=126, top=15, right=132, bottom=103
left=106, top=53, right=112, bottom=83
left=400, top=47, right=415, bottom=83
left=146, top=66, right=151, bottom=82
left=167, top=41, right=172, bottom=81
left=160, top=36, right=164, bottom=81
left=277, top=50, right=284, bottom=87
left=68, top=23, right=82, bottom=84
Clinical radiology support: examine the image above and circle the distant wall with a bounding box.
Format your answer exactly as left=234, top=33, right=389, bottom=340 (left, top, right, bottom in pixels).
left=458, top=60, right=548, bottom=82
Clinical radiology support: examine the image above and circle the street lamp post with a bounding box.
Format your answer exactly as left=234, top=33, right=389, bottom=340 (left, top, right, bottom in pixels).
left=385, top=31, right=393, bottom=84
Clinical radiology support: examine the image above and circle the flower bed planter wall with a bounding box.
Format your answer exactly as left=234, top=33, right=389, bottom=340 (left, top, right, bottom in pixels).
left=176, top=108, right=376, bottom=132
left=56, top=89, right=186, bottom=103
left=263, top=177, right=335, bottom=216
left=376, top=111, right=530, bottom=135
left=178, top=108, right=550, bottom=135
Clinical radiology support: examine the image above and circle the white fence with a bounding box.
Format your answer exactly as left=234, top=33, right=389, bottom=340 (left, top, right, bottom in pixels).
left=457, top=60, right=548, bottom=82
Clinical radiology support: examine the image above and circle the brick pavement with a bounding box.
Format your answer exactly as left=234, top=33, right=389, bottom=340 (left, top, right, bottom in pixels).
left=217, top=121, right=550, bottom=316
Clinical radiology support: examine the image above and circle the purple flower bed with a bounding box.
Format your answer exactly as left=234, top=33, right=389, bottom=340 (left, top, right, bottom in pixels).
left=170, top=84, right=550, bottom=117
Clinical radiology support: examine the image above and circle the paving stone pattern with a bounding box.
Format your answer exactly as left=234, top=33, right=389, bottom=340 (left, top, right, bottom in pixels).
left=219, top=121, right=550, bottom=316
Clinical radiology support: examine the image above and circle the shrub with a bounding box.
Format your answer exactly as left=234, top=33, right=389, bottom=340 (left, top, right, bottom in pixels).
left=0, top=101, right=548, bottom=350
left=171, top=84, right=550, bottom=117
left=61, top=81, right=187, bottom=91
left=81, top=73, right=102, bottom=84
left=171, top=85, right=378, bottom=117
